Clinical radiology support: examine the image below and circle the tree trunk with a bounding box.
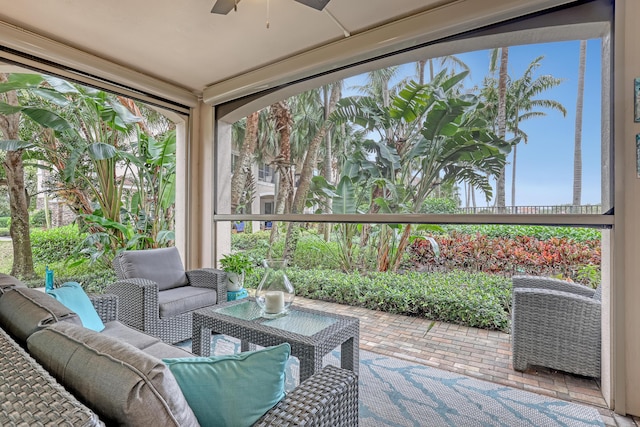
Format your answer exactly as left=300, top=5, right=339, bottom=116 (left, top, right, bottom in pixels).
left=321, top=85, right=334, bottom=240
left=230, top=111, right=259, bottom=213
left=495, top=47, right=509, bottom=211
left=471, top=182, right=476, bottom=207
left=283, top=84, right=341, bottom=261
left=268, top=102, right=293, bottom=253
left=573, top=40, right=586, bottom=208
left=391, top=224, right=412, bottom=272
left=0, top=74, right=35, bottom=279
left=511, top=117, right=519, bottom=207
left=417, top=60, right=427, bottom=85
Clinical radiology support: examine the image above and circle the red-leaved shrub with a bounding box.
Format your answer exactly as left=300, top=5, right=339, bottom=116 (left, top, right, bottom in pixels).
left=409, top=232, right=600, bottom=282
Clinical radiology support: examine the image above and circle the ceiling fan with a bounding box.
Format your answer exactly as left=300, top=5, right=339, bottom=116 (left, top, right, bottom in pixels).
left=211, top=0, right=331, bottom=14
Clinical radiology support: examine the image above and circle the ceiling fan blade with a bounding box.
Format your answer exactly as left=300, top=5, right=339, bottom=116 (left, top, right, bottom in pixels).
left=211, top=0, right=240, bottom=15
left=294, top=0, right=331, bottom=11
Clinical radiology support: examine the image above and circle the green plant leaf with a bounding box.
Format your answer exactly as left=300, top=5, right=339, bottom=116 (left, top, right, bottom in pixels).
left=43, top=76, right=80, bottom=94
left=0, top=102, right=23, bottom=114
left=0, top=74, right=44, bottom=93
left=0, top=139, right=35, bottom=150
left=22, top=107, right=73, bottom=131
left=87, top=142, right=117, bottom=160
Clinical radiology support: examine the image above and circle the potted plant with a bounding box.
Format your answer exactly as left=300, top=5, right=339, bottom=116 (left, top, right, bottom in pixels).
left=219, top=252, right=255, bottom=291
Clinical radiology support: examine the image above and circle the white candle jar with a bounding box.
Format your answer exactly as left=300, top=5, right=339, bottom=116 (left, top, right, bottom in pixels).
left=255, top=259, right=294, bottom=318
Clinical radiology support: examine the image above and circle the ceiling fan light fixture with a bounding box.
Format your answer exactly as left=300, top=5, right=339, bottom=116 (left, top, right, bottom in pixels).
left=211, top=0, right=331, bottom=15
left=293, top=0, right=331, bottom=11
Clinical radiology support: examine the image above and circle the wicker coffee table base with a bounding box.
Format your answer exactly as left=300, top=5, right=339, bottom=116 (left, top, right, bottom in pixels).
left=193, top=301, right=359, bottom=382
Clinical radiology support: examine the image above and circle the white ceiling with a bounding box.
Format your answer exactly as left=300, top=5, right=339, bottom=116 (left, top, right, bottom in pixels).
left=0, top=0, right=449, bottom=95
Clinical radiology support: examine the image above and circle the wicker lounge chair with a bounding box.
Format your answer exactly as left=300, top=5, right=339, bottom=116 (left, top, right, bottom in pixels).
left=511, top=275, right=601, bottom=377
left=107, top=247, right=227, bottom=344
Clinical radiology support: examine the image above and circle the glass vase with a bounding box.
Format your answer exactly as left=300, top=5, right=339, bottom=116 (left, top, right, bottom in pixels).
left=255, top=259, right=294, bottom=318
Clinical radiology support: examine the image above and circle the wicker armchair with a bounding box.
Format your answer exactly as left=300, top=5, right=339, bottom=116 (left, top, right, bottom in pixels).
left=107, top=247, right=227, bottom=344
left=511, top=275, right=601, bottom=377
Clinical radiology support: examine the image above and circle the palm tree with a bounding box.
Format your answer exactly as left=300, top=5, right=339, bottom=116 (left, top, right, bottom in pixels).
left=0, top=73, right=34, bottom=279
left=271, top=100, right=293, bottom=215
left=416, top=55, right=470, bottom=85
left=230, top=111, right=259, bottom=213
left=495, top=47, right=509, bottom=210
left=507, top=57, right=566, bottom=205
left=283, top=83, right=341, bottom=260
left=481, top=51, right=566, bottom=207
left=573, top=40, right=587, bottom=207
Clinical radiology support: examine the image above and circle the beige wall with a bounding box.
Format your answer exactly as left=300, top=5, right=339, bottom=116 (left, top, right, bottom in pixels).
left=615, top=0, right=640, bottom=416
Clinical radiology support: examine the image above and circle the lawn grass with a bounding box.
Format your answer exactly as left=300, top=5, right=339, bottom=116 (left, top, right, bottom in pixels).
left=0, top=240, right=12, bottom=274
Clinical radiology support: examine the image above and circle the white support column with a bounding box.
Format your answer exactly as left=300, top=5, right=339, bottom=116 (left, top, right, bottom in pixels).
left=172, top=112, right=188, bottom=264
left=215, top=117, right=232, bottom=260
left=601, top=228, right=613, bottom=407
left=183, top=101, right=216, bottom=269
left=251, top=162, right=261, bottom=233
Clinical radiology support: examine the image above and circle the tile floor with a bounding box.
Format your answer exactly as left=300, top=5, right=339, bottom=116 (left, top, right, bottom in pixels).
left=294, top=296, right=639, bottom=427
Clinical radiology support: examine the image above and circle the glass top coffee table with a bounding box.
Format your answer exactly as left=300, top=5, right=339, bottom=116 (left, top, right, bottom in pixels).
left=192, top=299, right=359, bottom=382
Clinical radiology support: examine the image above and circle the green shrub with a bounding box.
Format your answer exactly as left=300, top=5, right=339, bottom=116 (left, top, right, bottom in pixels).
left=30, top=210, right=47, bottom=227
left=0, top=227, right=8, bottom=237
left=0, top=216, right=10, bottom=228
left=231, top=231, right=271, bottom=251
left=291, top=235, right=341, bottom=270
left=437, top=224, right=601, bottom=242
left=246, top=267, right=512, bottom=331
left=420, top=197, right=459, bottom=214
left=231, top=230, right=340, bottom=270
left=231, top=231, right=273, bottom=264
left=24, top=268, right=117, bottom=294
left=30, top=225, right=88, bottom=266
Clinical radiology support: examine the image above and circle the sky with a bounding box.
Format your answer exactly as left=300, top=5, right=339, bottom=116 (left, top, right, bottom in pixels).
left=342, top=39, right=603, bottom=208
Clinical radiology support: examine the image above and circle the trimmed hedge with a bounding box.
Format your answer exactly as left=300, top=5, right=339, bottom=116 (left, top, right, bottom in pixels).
left=24, top=269, right=117, bottom=294
left=30, top=224, right=87, bottom=266
left=437, top=224, right=601, bottom=242
left=246, top=268, right=512, bottom=331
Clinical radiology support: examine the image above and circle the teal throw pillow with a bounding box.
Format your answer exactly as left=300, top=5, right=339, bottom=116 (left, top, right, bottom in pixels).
left=164, top=343, right=290, bottom=427
left=46, top=282, right=105, bottom=332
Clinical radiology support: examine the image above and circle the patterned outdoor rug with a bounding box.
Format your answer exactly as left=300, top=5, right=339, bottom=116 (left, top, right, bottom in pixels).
left=177, top=336, right=604, bottom=427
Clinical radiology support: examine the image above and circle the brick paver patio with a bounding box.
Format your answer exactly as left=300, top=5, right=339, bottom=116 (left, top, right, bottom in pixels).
left=294, top=296, right=639, bottom=427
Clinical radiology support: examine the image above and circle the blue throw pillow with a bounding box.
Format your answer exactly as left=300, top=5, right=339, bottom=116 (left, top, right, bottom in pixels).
left=164, top=343, right=290, bottom=427
left=46, top=282, right=105, bottom=332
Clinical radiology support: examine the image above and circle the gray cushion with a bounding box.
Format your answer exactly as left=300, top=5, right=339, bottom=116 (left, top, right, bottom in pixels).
left=27, top=322, right=200, bottom=427
left=143, top=342, right=194, bottom=359
left=158, top=286, right=218, bottom=318
left=0, top=287, right=81, bottom=344
left=116, top=247, right=189, bottom=291
left=0, top=273, right=25, bottom=294
left=101, top=321, right=192, bottom=358
left=101, top=320, right=161, bottom=349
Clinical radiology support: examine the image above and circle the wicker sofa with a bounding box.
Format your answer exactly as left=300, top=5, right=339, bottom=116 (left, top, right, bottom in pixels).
left=511, top=275, right=601, bottom=377
left=0, top=275, right=359, bottom=426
